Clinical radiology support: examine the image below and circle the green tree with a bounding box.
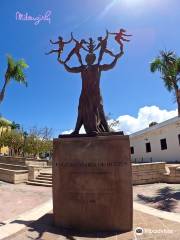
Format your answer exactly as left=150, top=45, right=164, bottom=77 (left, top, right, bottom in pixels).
left=150, top=50, right=180, bottom=116
left=24, top=134, right=53, bottom=158
left=1, top=130, right=24, bottom=156
left=0, top=125, right=53, bottom=157
left=0, top=55, right=28, bottom=104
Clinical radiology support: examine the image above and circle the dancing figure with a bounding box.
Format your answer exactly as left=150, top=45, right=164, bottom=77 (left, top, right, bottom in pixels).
left=64, top=33, right=86, bottom=65
left=109, top=28, right=132, bottom=51
left=95, top=30, right=115, bottom=64
left=46, top=35, right=72, bottom=59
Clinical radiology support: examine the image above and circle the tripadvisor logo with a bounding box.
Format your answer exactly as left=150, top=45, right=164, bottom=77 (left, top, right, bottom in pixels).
left=135, top=227, right=144, bottom=235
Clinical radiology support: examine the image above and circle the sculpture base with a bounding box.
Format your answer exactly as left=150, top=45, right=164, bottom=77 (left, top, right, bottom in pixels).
left=53, top=135, right=133, bottom=232
left=59, top=131, right=124, bottom=138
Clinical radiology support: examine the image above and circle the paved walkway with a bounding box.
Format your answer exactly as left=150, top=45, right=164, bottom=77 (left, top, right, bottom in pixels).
left=1, top=203, right=179, bottom=240
left=133, top=183, right=180, bottom=213
left=0, top=181, right=52, bottom=222
left=1, top=182, right=180, bottom=239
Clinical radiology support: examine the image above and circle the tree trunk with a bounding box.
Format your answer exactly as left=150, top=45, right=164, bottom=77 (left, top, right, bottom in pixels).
left=175, top=89, right=180, bottom=117
left=0, top=80, right=8, bottom=104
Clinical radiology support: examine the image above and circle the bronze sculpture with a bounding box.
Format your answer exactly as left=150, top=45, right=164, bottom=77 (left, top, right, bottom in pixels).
left=108, top=28, right=132, bottom=51
left=64, top=33, right=87, bottom=65
left=47, top=29, right=131, bottom=135
left=46, top=35, right=73, bottom=59
left=95, top=30, right=115, bottom=64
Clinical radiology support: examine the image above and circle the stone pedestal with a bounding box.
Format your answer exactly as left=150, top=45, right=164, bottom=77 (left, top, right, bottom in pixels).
left=53, top=135, right=133, bottom=232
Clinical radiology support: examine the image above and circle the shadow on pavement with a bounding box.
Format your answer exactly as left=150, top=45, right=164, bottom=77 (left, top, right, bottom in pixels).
left=137, top=187, right=180, bottom=212
left=11, top=213, right=123, bottom=240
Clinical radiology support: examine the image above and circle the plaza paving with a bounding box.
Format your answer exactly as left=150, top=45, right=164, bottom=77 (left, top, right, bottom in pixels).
left=5, top=209, right=180, bottom=240
left=0, top=182, right=180, bottom=239
left=133, top=183, right=180, bottom=213
left=0, top=181, right=52, bottom=222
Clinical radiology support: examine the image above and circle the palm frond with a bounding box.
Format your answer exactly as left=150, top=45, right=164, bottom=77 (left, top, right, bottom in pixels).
left=150, top=58, right=163, bottom=73
left=16, top=59, right=29, bottom=69
left=6, top=57, right=28, bottom=86
left=151, top=49, right=180, bottom=93
left=161, top=76, right=174, bottom=92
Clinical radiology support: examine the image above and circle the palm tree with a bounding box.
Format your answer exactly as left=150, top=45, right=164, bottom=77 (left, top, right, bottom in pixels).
left=150, top=50, right=180, bottom=117
left=0, top=55, right=28, bottom=104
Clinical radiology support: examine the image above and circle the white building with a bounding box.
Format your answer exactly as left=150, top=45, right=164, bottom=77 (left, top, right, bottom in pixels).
left=130, top=117, right=180, bottom=163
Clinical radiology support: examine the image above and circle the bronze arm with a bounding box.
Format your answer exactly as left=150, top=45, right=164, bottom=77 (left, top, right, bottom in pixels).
left=64, top=64, right=82, bottom=73
left=105, top=30, right=109, bottom=40
left=50, top=40, right=59, bottom=44
left=123, top=34, right=132, bottom=37
left=64, top=36, right=73, bottom=44
left=108, top=32, right=116, bottom=35
left=94, top=42, right=101, bottom=51
left=82, top=46, right=89, bottom=52
left=100, top=51, right=124, bottom=71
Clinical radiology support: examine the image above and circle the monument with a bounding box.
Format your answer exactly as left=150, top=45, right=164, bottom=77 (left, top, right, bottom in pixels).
left=48, top=29, right=133, bottom=233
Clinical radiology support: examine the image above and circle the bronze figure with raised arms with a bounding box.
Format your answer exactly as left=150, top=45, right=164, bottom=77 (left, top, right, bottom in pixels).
left=47, top=29, right=131, bottom=135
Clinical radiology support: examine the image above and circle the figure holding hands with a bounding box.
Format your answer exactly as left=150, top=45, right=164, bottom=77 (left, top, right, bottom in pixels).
left=46, top=35, right=73, bottom=60
left=95, top=30, right=115, bottom=64
left=64, top=33, right=87, bottom=65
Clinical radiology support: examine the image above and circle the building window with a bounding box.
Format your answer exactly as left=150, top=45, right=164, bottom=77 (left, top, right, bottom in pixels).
left=146, top=142, right=151, bottom=153
left=160, top=138, right=167, bottom=150
left=178, top=134, right=180, bottom=145
left=130, top=146, right=134, bottom=154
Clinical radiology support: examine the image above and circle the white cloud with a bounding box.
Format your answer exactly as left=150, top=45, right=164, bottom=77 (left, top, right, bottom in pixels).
left=61, top=106, right=177, bottom=135
left=61, top=126, right=85, bottom=135
left=111, top=106, right=177, bottom=134
left=61, top=129, right=73, bottom=135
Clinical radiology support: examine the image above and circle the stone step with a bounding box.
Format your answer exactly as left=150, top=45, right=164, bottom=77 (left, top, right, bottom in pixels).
left=40, top=172, right=52, bottom=174
left=37, top=176, right=52, bottom=181
left=39, top=173, right=52, bottom=177
left=30, top=179, right=52, bottom=184
left=26, top=181, right=52, bottom=187
left=39, top=173, right=52, bottom=176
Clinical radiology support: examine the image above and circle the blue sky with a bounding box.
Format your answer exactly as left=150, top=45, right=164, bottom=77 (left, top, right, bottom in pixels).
left=0, top=0, right=180, bottom=136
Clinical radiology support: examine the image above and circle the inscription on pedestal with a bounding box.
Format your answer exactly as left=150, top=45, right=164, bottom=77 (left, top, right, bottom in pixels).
left=53, top=135, right=133, bottom=232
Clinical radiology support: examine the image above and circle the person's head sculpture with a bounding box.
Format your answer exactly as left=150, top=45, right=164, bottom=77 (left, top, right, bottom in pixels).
left=81, top=39, right=86, bottom=44
left=58, top=36, right=63, bottom=40
left=120, top=28, right=126, bottom=33
left=85, top=54, right=96, bottom=65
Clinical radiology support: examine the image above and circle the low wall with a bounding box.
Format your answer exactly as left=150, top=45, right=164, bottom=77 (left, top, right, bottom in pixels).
left=0, top=168, right=28, bottom=184
left=0, top=163, right=27, bottom=170
left=132, top=162, right=165, bottom=185
left=0, top=156, right=48, bottom=167
left=132, top=162, right=180, bottom=184
left=0, top=158, right=48, bottom=184
left=0, top=156, right=26, bottom=165
left=28, top=166, right=42, bottom=181
left=1, top=160, right=179, bottom=185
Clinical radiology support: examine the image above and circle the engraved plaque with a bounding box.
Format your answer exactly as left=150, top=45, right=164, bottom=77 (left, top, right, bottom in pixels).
left=53, top=135, right=132, bottom=232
